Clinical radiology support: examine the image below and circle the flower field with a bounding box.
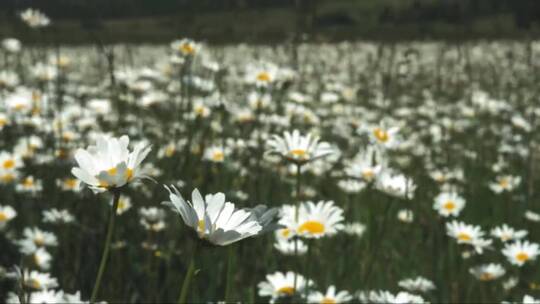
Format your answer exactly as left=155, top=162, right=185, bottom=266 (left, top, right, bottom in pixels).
left=2, top=9, right=540, bottom=304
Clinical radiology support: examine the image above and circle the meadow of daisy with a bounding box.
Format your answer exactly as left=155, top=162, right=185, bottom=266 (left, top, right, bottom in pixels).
left=2, top=8, right=540, bottom=304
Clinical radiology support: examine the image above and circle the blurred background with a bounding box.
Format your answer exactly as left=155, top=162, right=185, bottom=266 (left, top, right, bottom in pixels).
left=2, top=0, right=540, bottom=44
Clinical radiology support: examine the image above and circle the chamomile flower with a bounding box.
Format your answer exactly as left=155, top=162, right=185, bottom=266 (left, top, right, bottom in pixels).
left=469, top=263, right=505, bottom=281
left=43, top=209, right=75, bottom=224
left=171, top=38, right=200, bottom=57
left=71, top=135, right=151, bottom=192
left=57, top=177, right=81, bottom=192
left=502, top=241, right=540, bottom=266
left=23, top=270, right=58, bottom=290
left=342, top=222, right=366, bottom=237
left=139, top=207, right=167, bottom=232
left=0, top=205, right=16, bottom=230
left=489, top=175, right=521, bottom=193
left=203, top=146, right=227, bottom=163
left=17, top=227, right=58, bottom=254
left=163, top=186, right=265, bottom=246
left=376, top=172, right=416, bottom=199
left=397, top=209, right=414, bottom=223
left=267, top=130, right=335, bottom=165
left=19, top=8, right=51, bottom=28
left=280, top=201, right=344, bottom=239
left=345, top=147, right=384, bottom=182
left=274, top=238, right=308, bottom=255
left=361, top=122, right=401, bottom=149
left=114, top=196, right=133, bottom=215
left=446, top=220, right=484, bottom=245
left=246, top=63, right=278, bottom=87
left=258, top=271, right=314, bottom=303
left=0, top=152, right=23, bottom=172
left=307, top=285, right=353, bottom=304
left=491, top=224, right=528, bottom=242
left=433, top=192, right=466, bottom=217
left=31, top=248, right=53, bottom=270
left=398, top=276, right=436, bottom=293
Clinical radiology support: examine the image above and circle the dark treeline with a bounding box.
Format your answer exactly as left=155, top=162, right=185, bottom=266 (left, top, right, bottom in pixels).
left=1, top=0, right=539, bottom=28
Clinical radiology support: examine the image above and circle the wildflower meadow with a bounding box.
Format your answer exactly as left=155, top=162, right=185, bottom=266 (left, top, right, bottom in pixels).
left=2, top=6, right=540, bottom=304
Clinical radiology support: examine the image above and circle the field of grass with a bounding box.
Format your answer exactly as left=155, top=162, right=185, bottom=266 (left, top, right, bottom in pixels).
left=2, top=9, right=540, bottom=304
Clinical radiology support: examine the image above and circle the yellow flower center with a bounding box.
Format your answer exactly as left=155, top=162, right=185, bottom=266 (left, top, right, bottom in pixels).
left=197, top=220, right=205, bottom=234
left=321, top=297, right=337, bottom=304
left=479, top=273, right=494, bottom=281
left=22, top=178, right=34, bottom=188
left=180, top=43, right=195, bottom=55
left=107, top=167, right=118, bottom=176
left=2, top=159, right=15, bottom=169
left=499, top=178, right=509, bottom=188
left=194, top=105, right=206, bottom=116
left=362, top=170, right=375, bottom=180
left=0, top=212, right=7, bottom=222
left=256, top=71, right=271, bottom=82
left=443, top=201, right=456, bottom=211
left=165, top=146, right=175, bottom=157
left=63, top=178, right=77, bottom=189
left=0, top=118, right=7, bottom=127
left=298, top=220, right=325, bottom=235
left=516, top=252, right=529, bottom=262
left=289, top=149, right=308, bottom=159
left=27, top=278, right=41, bottom=290
left=34, top=236, right=45, bottom=247
left=277, top=286, right=295, bottom=296
left=212, top=151, right=224, bottom=162
left=373, top=128, right=389, bottom=143
left=457, top=233, right=471, bottom=242
left=281, top=228, right=291, bottom=238
left=1, top=173, right=15, bottom=183
left=126, top=168, right=134, bottom=181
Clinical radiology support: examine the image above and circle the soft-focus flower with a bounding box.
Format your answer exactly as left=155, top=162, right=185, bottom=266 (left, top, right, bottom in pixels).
left=502, top=241, right=540, bottom=266
left=307, top=285, right=353, bottom=304
left=19, top=8, right=51, bottom=28
left=71, top=135, right=151, bottom=192
left=491, top=224, right=528, bottom=242
left=267, top=130, right=335, bottom=165
left=469, top=263, right=505, bottom=281
left=164, top=186, right=268, bottom=246
left=258, top=271, right=314, bottom=303
left=433, top=192, right=466, bottom=217
left=398, top=276, right=436, bottom=293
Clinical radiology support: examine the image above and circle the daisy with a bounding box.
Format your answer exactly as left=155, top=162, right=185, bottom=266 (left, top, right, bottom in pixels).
left=345, top=147, right=384, bottom=182
left=43, top=209, right=75, bottom=224
left=16, top=176, right=43, bottom=194
left=280, top=201, right=344, bottom=239
left=19, top=8, right=51, bottom=28
left=342, top=222, right=366, bottom=237
left=114, top=196, right=132, bottom=215
left=245, top=63, right=278, bottom=87
left=163, top=186, right=266, bottom=246
left=2, top=38, right=21, bottom=53
left=0, top=151, right=23, bottom=172
left=17, top=227, right=58, bottom=254
left=170, top=38, right=200, bottom=57
left=57, top=177, right=81, bottom=192
left=469, top=263, right=505, bottom=281
left=397, top=209, right=414, bottom=223
left=376, top=171, right=416, bottom=199
left=274, top=238, right=308, bottom=255
left=267, top=130, right=335, bottom=165
left=23, top=270, right=58, bottom=290
left=502, top=241, right=540, bottom=266
left=0, top=205, right=16, bottom=230
left=337, top=179, right=366, bottom=193
left=361, top=122, right=401, bottom=149
left=203, top=146, right=227, bottom=163
left=523, top=295, right=540, bottom=303
left=433, top=192, right=466, bottom=217
left=307, top=285, right=353, bottom=304
left=139, top=207, right=167, bottom=232
left=31, top=248, right=53, bottom=270
left=446, top=220, right=484, bottom=245
left=491, top=224, right=528, bottom=242
left=489, top=175, right=521, bottom=193
left=71, top=135, right=151, bottom=192
left=398, top=276, right=436, bottom=293
left=258, top=271, right=314, bottom=303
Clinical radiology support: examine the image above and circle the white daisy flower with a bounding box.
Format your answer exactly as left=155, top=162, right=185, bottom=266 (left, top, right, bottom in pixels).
left=0, top=205, right=17, bottom=230
left=433, top=192, right=466, bottom=217
left=19, top=8, right=51, bottom=28
left=23, top=270, right=58, bottom=290
left=307, top=285, right=353, bottom=304
left=376, top=171, right=416, bottom=199
left=446, top=220, right=484, bottom=245
left=267, top=130, right=335, bottom=165
left=17, top=227, right=58, bottom=254
left=502, top=240, right=540, bottom=266
left=170, top=38, right=200, bottom=57
left=491, top=224, right=528, bottom=242
left=279, top=201, right=344, bottom=239
left=163, top=186, right=266, bottom=246
left=469, top=263, right=505, bottom=281
left=398, top=276, right=436, bottom=293
left=489, top=175, right=521, bottom=193
left=71, top=135, right=151, bottom=192
left=258, top=271, right=314, bottom=303
left=274, top=238, right=308, bottom=256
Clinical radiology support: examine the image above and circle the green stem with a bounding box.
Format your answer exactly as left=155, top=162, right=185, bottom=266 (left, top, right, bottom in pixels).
left=293, top=163, right=302, bottom=292
left=303, top=240, right=313, bottom=300
left=177, top=244, right=197, bottom=304
left=225, top=245, right=235, bottom=302
left=90, top=190, right=120, bottom=303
